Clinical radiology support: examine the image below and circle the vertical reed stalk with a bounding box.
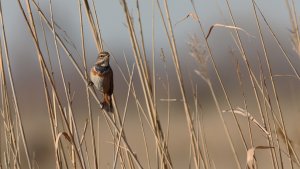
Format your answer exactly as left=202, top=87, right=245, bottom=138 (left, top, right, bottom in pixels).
left=82, top=0, right=103, bottom=52
left=112, top=64, right=135, bottom=169
left=77, top=0, right=98, bottom=168
left=0, top=1, right=32, bottom=168
left=188, top=1, right=246, bottom=168
left=16, top=1, right=86, bottom=168
left=49, top=0, right=87, bottom=168
left=160, top=0, right=203, bottom=167
left=121, top=0, right=172, bottom=168
left=136, top=0, right=151, bottom=89
left=251, top=1, right=295, bottom=168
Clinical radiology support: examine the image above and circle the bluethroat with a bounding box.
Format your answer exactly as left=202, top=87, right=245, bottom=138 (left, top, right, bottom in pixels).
left=89, top=51, right=114, bottom=112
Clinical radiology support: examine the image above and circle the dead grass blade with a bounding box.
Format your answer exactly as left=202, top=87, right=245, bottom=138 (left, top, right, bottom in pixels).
left=222, top=107, right=270, bottom=137
left=277, top=128, right=300, bottom=165
left=79, top=119, right=89, bottom=146
left=175, top=12, right=199, bottom=26
left=55, top=132, right=72, bottom=152
left=247, top=146, right=274, bottom=169
left=206, top=24, right=255, bottom=40
left=0, top=1, right=32, bottom=168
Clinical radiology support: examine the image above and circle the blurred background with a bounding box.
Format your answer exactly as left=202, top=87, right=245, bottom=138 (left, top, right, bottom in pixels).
left=1, top=0, right=300, bottom=168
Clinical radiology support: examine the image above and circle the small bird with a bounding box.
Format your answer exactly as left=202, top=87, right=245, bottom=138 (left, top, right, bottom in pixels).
left=89, top=51, right=114, bottom=112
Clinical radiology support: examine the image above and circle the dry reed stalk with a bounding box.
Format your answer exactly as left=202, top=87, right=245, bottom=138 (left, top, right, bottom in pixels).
left=110, top=97, right=134, bottom=166
left=0, top=12, right=8, bottom=169
left=90, top=0, right=103, bottom=48
left=0, top=1, right=32, bottom=168
left=157, top=0, right=205, bottom=168
left=250, top=1, right=296, bottom=168
left=277, top=128, right=300, bottom=166
left=151, top=0, right=156, bottom=108
left=0, top=107, right=4, bottom=169
left=224, top=1, right=286, bottom=167
left=69, top=109, right=76, bottom=169
left=197, top=0, right=258, bottom=154
left=191, top=81, right=210, bottom=168
left=97, top=116, right=101, bottom=168
left=137, top=106, right=151, bottom=169
left=232, top=54, right=255, bottom=147
left=0, top=30, right=21, bottom=169
left=79, top=119, right=88, bottom=146
left=16, top=1, right=87, bottom=168
left=231, top=20, right=280, bottom=169
left=159, top=49, right=171, bottom=147
left=122, top=53, right=152, bottom=169
left=82, top=0, right=103, bottom=52
left=220, top=0, right=275, bottom=154
left=39, top=13, right=54, bottom=76
left=28, top=1, right=145, bottom=166
left=77, top=0, right=98, bottom=168
left=253, top=1, right=300, bottom=79
left=32, top=2, right=66, bottom=168
left=187, top=38, right=210, bottom=168
left=260, top=77, right=279, bottom=169
left=136, top=0, right=151, bottom=90
left=49, top=1, right=88, bottom=168
left=186, top=1, right=245, bottom=168
left=82, top=139, right=92, bottom=169
left=121, top=0, right=172, bottom=168
left=38, top=19, right=65, bottom=169
left=112, top=64, right=135, bottom=169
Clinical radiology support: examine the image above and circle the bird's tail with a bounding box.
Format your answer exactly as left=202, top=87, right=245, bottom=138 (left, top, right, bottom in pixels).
left=101, top=94, right=114, bottom=113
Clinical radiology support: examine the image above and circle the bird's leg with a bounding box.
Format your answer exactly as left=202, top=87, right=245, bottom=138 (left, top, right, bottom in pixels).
left=98, top=93, right=104, bottom=109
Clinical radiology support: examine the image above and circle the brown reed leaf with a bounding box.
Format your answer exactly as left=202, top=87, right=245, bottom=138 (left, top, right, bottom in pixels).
left=247, top=146, right=274, bottom=169
left=222, top=107, right=270, bottom=137
left=55, top=132, right=72, bottom=152
left=206, top=24, right=255, bottom=40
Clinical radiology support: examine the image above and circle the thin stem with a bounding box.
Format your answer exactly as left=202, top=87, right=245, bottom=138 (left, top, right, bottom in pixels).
left=0, top=1, right=32, bottom=168
left=77, top=0, right=98, bottom=168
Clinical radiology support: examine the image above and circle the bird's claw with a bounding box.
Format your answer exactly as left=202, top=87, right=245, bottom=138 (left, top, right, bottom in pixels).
left=88, top=81, right=94, bottom=86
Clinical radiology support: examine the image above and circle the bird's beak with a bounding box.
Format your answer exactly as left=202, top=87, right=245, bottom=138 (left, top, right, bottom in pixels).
left=96, top=60, right=104, bottom=65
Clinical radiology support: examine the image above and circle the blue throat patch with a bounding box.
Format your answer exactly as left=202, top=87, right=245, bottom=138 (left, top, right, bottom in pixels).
left=95, top=64, right=110, bottom=74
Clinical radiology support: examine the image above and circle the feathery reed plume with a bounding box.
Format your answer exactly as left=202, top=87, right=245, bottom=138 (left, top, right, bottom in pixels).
left=284, top=0, right=300, bottom=56
left=187, top=34, right=209, bottom=81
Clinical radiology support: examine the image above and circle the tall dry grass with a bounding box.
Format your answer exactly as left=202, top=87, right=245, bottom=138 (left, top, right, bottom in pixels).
left=0, top=0, right=300, bottom=169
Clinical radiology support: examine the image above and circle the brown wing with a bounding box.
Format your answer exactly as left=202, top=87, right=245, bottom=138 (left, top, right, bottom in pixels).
left=103, top=68, right=113, bottom=96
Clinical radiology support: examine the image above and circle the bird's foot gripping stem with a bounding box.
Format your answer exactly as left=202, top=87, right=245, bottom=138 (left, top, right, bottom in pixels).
left=100, top=101, right=113, bottom=113
left=99, top=102, right=104, bottom=109
left=88, top=81, right=94, bottom=86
